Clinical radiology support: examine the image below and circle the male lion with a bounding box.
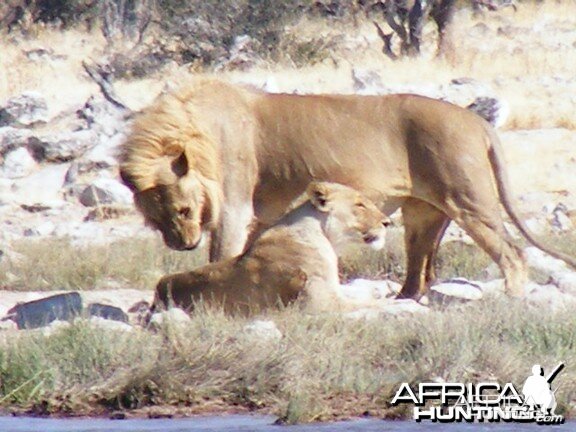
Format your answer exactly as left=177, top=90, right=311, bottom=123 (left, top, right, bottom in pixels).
left=152, top=181, right=390, bottom=315
left=120, top=79, right=576, bottom=300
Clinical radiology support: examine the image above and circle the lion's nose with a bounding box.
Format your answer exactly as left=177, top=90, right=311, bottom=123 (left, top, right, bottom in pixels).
left=182, top=230, right=204, bottom=250
left=183, top=238, right=201, bottom=250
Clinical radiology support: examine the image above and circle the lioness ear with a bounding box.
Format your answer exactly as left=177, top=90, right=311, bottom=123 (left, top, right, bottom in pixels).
left=307, top=181, right=331, bottom=212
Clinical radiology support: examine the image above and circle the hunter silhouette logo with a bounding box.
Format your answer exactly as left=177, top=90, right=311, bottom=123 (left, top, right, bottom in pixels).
left=522, top=363, right=564, bottom=416
left=391, top=362, right=565, bottom=424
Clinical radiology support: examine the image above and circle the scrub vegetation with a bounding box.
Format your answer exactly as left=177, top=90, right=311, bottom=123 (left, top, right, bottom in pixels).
left=1, top=296, right=575, bottom=422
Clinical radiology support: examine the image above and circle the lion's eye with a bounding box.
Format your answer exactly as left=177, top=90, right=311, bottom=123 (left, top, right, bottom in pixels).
left=355, top=202, right=366, bottom=209
left=382, top=220, right=391, bottom=228
left=178, top=207, right=192, bottom=218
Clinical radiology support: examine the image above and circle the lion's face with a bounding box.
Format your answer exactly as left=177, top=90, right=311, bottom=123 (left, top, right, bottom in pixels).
left=134, top=174, right=215, bottom=251
left=307, top=182, right=390, bottom=252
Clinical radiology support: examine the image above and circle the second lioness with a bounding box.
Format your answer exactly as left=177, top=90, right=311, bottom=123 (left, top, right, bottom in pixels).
left=153, top=182, right=390, bottom=315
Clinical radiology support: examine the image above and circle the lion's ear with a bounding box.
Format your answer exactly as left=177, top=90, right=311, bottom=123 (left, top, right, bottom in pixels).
left=171, top=150, right=189, bottom=178
left=307, top=181, right=331, bottom=212
left=161, top=141, right=189, bottom=178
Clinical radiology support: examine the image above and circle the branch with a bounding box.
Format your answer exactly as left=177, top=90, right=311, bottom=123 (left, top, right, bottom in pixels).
left=373, top=21, right=398, bottom=60
left=82, top=61, right=130, bottom=111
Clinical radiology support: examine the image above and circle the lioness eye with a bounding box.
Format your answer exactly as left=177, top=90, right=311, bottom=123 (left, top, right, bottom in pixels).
left=355, top=202, right=366, bottom=209
left=178, top=207, right=191, bottom=218
left=382, top=220, right=391, bottom=228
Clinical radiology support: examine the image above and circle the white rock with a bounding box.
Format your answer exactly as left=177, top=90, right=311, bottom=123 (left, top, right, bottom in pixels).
left=525, top=283, right=575, bottom=310
left=351, top=68, right=385, bottom=93
left=550, top=207, right=573, bottom=232
left=479, top=278, right=506, bottom=294
left=88, top=316, right=133, bottom=332
left=465, top=96, right=509, bottom=128
left=79, top=178, right=133, bottom=207
left=444, top=78, right=493, bottom=106
left=0, top=178, right=14, bottom=204
left=430, top=278, right=483, bottom=301
left=74, top=133, right=124, bottom=174
left=524, top=217, right=547, bottom=235
left=242, top=320, right=282, bottom=341
left=27, top=130, right=94, bottom=163
left=11, top=163, right=68, bottom=205
left=339, top=278, right=400, bottom=302
left=23, top=220, right=55, bottom=237
left=77, top=96, right=128, bottom=138
left=0, top=319, right=17, bottom=331
left=0, top=126, right=32, bottom=155
left=524, top=247, right=569, bottom=277
left=149, top=308, right=191, bottom=328
left=263, top=76, right=280, bottom=93
left=550, top=272, right=576, bottom=295
left=344, top=299, right=428, bottom=319
left=0, top=147, right=37, bottom=179
left=41, top=319, right=71, bottom=336
left=0, top=92, right=48, bottom=127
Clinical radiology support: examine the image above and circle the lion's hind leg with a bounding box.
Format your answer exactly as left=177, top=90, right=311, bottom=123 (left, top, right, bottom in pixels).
left=444, top=202, right=527, bottom=297
left=398, top=199, right=450, bottom=300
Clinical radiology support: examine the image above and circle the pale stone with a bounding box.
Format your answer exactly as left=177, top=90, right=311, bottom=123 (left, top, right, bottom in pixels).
left=550, top=272, right=576, bottom=295
left=88, top=316, right=133, bottom=332
left=40, top=319, right=71, bottom=336
left=524, top=247, right=569, bottom=277
left=344, top=299, right=428, bottom=319
left=23, top=220, right=56, bottom=237
left=525, top=283, right=576, bottom=311
left=0, top=147, right=37, bottom=179
left=0, top=92, right=48, bottom=127
left=27, top=130, right=94, bottom=163
left=11, top=163, right=69, bottom=205
left=149, top=308, right=191, bottom=328
left=430, top=278, right=483, bottom=301
left=339, top=278, right=400, bottom=302
left=242, top=320, right=282, bottom=341
left=79, top=177, right=133, bottom=207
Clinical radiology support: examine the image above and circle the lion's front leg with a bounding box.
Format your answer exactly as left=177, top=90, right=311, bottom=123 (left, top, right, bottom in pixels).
left=209, top=203, right=255, bottom=262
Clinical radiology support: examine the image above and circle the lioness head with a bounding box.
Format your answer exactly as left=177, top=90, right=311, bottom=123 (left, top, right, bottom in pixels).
left=307, top=181, right=390, bottom=251
left=121, top=144, right=221, bottom=251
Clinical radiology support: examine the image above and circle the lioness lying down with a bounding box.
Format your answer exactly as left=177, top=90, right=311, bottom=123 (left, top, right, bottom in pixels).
left=152, top=182, right=390, bottom=315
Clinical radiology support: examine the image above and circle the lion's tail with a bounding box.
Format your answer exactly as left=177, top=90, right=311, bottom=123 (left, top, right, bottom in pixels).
left=486, top=127, right=576, bottom=269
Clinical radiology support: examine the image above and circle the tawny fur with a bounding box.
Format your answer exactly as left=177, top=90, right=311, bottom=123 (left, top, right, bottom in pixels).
left=152, top=182, right=389, bottom=315
left=120, top=79, right=576, bottom=300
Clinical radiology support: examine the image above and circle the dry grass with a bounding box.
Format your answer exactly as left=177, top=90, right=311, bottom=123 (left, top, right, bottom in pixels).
left=0, top=237, right=207, bottom=291
left=0, top=27, right=106, bottom=114
left=340, top=228, right=493, bottom=284
left=225, top=1, right=576, bottom=130
left=1, top=297, right=575, bottom=422
left=2, top=226, right=572, bottom=292
left=3, top=2, right=576, bottom=130
left=0, top=229, right=493, bottom=293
